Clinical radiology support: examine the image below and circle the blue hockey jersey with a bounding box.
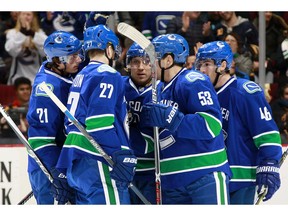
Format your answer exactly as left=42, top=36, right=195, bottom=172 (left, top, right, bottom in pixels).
left=217, top=76, right=282, bottom=192
left=123, top=76, right=163, bottom=181
left=57, top=61, right=130, bottom=170
left=156, top=68, right=232, bottom=189
left=27, top=62, right=73, bottom=173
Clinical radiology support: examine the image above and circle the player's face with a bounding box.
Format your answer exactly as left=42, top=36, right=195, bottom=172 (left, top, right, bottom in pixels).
left=65, top=53, right=83, bottom=73
left=130, top=56, right=152, bottom=86
left=197, top=59, right=217, bottom=83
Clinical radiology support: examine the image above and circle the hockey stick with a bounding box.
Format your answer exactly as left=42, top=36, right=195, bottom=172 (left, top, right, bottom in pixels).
left=38, top=82, right=151, bottom=205
left=255, top=147, right=288, bottom=205
left=0, top=104, right=72, bottom=205
left=18, top=191, right=34, bottom=205
left=117, top=22, right=162, bottom=205
left=0, top=104, right=53, bottom=204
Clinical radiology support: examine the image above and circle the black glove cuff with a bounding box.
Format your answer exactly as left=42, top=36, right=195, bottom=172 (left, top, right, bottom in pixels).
left=20, top=27, right=35, bottom=37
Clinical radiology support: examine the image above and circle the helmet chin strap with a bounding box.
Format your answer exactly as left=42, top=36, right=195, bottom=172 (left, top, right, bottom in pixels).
left=105, top=48, right=113, bottom=67
left=213, top=67, right=221, bottom=87
left=159, top=59, right=174, bottom=82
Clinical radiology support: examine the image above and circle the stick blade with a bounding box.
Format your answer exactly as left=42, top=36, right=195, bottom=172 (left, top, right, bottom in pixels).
left=117, top=22, right=151, bottom=50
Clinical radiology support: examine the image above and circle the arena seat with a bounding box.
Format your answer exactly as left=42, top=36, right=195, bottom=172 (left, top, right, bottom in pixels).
left=0, top=85, right=16, bottom=106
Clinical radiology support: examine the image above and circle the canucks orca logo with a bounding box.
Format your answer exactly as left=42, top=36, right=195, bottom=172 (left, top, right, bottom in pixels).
left=156, top=15, right=176, bottom=34
left=35, top=83, right=54, bottom=96
left=243, top=81, right=262, bottom=93
left=97, top=64, right=116, bottom=73
left=185, top=72, right=205, bottom=82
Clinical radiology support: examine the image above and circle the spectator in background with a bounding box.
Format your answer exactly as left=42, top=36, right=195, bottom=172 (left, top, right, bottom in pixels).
left=129, top=12, right=145, bottom=32
left=0, top=76, right=31, bottom=138
left=280, top=31, right=288, bottom=85
left=203, top=12, right=222, bottom=32
left=223, top=32, right=254, bottom=79
left=0, top=12, right=19, bottom=84
left=39, top=12, right=55, bottom=36
left=141, top=12, right=182, bottom=40
left=203, top=11, right=259, bottom=47
left=166, top=12, right=214, bottom=55
left=5, top=11, right=47, bottom=85
left=39, top=12, right=88, bottom=40
left=184, top=54, right=196, bottom=69
left=270, top=84, right=288, bottom=144
left=229, top=60, right=250, bottom=80
left=252, top=12, right=288, bottom=84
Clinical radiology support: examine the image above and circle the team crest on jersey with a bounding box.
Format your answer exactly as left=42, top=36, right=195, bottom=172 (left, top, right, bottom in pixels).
left=243, top=81, right=262, bottom=94
left=35, top=83, right=54, bottom=96
left=97, top=64, right=116, bottom=73
left=185, top=72, right=205, bottom=82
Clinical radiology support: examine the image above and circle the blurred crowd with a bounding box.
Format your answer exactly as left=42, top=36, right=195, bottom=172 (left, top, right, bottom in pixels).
left=0, top=11, right=288, bottom=143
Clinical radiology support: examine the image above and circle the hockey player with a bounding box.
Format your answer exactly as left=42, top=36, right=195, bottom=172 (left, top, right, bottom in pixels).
left=56, top=24, right=137, bottom=204
left=26, top=31, right=83, bottom=204
left=141, top=34, right=232, bottom=204
left=195, top=41, right=282, bottom=204
left=124, top=42, right=162, bottom=204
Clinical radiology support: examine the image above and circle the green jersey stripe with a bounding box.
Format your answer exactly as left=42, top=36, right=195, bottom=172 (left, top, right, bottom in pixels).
left=160, top=148, right=227, bottom=175
left=141, top=132, right=154, bottom=154
left=136, top=158, right=155, bottom=171
left=254, top=131, right=281, bottom=148
left=86, top=114, right=114, bottom=131
left=65, top=132, right=100, bottom=154
left=101, top=163, right=117, bottom=204
left=230, top=166, right=256, bottom=180
left=28, top=137, right=56, bottom=150
left=198, top=112, right=222, bottom=137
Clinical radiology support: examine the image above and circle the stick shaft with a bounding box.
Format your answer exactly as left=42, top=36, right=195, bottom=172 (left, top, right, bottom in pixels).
left=117, top=22, right=162, bottom=204
left=18, top=191, right=34, bottom=205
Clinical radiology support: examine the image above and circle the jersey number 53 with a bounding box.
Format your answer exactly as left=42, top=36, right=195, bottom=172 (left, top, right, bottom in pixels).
left=198, top=91, right=213, bottom=106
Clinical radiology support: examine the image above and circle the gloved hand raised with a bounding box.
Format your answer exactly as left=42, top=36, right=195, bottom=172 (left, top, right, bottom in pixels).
left=50, top=168, right=75, bottom=204
left=141, top=102, right=184, bottom=133
left=110, top=149, right=137, bottom=186
left=256, top=160, right=281, bottom=201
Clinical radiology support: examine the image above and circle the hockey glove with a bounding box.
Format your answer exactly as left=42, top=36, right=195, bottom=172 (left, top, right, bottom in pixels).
left=50, top=168, right=75, bottom=205
left=110, top=149, right=137, bottom=186
left=141, top=102, right=184, bottom=133
left=256, top=160, right=281, bottom=201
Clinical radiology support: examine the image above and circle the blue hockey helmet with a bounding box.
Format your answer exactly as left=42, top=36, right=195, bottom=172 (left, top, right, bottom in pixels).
left=195, top=41, right=233, bottom=70
left=126, top=42, right=147, bottom=65
left=152, top=34, right=189, bottom=64
left=44, top=31, right=82, bottom=63
left=83, top=24, right=121, bottom=59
